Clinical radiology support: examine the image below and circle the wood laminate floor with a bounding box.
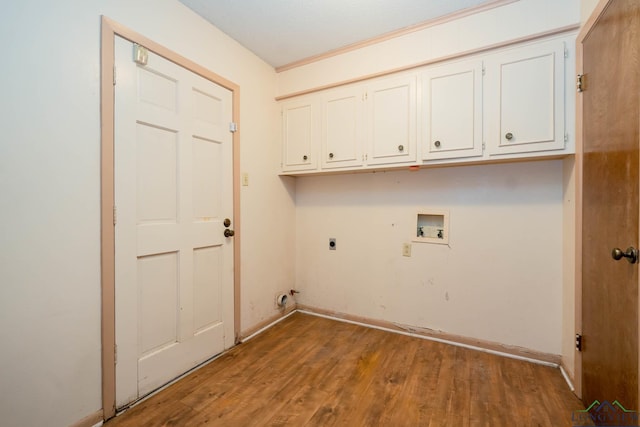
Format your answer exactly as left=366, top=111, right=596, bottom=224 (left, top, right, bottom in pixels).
left=106, top=312, right=587, bottom=426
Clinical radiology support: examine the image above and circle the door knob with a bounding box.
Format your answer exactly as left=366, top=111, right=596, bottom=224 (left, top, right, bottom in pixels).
left=224, top=229, right=235, bottom=238
left=611, top=246, right=638, bottom=264
left=223, top=218, right=231, bottom=227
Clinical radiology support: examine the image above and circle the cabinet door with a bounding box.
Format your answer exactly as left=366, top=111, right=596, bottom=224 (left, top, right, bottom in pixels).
left=421, top=60, right=483, bottom=160
left=321, top=87, right=364, bottom=169
left=366, top=75, right=417, bottom=165
left=281, top=97, right=319, bottom=172
left=485, top=40, right=566, bottom=155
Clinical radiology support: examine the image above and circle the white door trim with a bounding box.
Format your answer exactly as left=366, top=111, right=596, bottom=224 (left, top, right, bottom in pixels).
left=100, top=16, right=241, bottom=421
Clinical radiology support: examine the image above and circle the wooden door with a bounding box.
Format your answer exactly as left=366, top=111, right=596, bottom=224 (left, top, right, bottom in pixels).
left=366, top=75, right=417, bottom=165
left=581, top=0, right=639, bottom=410
left=420, top=60, right=483, bottom=160
left=114, top=37, right=235, bottom=408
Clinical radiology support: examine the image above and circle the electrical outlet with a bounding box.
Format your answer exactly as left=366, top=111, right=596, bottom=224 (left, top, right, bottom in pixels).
left=329, top=238, right=336, bottom=250
left=402, top=243, right=411, bottom=257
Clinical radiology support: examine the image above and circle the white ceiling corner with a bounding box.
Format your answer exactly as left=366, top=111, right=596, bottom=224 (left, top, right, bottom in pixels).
left=178, top=0, right=496, bottom=68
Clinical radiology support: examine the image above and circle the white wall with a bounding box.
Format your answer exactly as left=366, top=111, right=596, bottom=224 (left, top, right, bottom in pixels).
left=281, top=0, right=580, bottom=357
left=295, top=161, right=564, bottom=354
left=277, top=0, right=580, bottom=96
left=581, top=0, right=601, bottom=23
left=0, top=1, right=291, bottom=426
left=562, top=158, right=576, bottom=378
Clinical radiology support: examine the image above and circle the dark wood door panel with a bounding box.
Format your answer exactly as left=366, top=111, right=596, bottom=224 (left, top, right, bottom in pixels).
left=581, top=0, right=640, bottom=411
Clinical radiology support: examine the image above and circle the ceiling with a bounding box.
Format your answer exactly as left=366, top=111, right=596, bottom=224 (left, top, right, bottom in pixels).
left=178, top=0, right=494, bottom=69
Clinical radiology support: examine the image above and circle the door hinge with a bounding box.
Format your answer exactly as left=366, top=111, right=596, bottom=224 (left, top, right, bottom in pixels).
left=229, top=122, right=238, bottom=133
left=564, top=133, right=569, bottom=145
left=113, top=206, right=117, bottom=226
left=113, top=65, right=117, bottom=86
left=482, top=66, right=486, bottom=76
left=114, top=344, right=118, bottom=364
left=564, top=47, right=569, bottom=59
left=482, top=141, right=486, bottom=150
left=577, top=74, right=585, bottom=92
left=575, top=333, right=582, bottom=352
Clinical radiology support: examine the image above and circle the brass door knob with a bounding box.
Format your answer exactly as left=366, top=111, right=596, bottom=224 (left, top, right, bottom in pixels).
left=505, top=132, right=514, bottom=140
left=398, top=145, right=404, bottom=152
left=612, top=247, right=638, bottom=264
left=224, top=229, right=235, bottom=238
left=434, top=140, right=441, bottom=148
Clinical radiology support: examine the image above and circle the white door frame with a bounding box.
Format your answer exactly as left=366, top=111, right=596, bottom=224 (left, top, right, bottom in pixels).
left=100, top=16, right=241, bottom=420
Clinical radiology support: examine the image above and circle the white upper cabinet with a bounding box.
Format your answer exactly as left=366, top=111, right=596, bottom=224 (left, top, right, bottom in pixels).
left=366, top=75, right=417, bottom=166
left=420, top=60, right=483, bottom=160
left=279, top=33, right=575, bottom=175
left=321, top=87, right=364, bottom=169
left=281, top=97, right=319, bottom=172
left=484, top=39, right=566, bottom=156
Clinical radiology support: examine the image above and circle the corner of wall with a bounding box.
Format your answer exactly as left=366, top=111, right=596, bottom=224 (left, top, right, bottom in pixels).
left=561, top=156, right=576, bottom=379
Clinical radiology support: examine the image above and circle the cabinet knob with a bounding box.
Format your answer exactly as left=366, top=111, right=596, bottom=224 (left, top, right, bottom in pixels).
left=303, top=155, right=308, bottom=161
left=398, top=145, right=404, bottom=152
left=505, top=132, right=514, bottom=141
left=434, top=140, right=441, bottom=148
left=329, top=152, right=334, bottom=159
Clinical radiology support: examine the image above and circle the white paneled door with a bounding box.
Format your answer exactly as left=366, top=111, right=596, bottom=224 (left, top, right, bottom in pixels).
left=114, top=37, right=234, bottom=408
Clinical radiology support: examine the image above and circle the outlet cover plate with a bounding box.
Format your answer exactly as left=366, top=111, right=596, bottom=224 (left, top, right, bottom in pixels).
left=402, top=243, right=411, bottom=257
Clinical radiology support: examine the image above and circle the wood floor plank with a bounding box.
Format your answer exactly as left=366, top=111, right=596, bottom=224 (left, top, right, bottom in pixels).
left=180, top=315, right=324, bottom=420
left=390, top=339, right=452, bottom=426
left=304, top=328, right=393, bottom=426
left=367, top=334, right=420, bottom=426
left=106, top=312, right=587, bottom=427
left=203, top=330, right=329, bottom=424
left=260, top=320, right=363, bottom=426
